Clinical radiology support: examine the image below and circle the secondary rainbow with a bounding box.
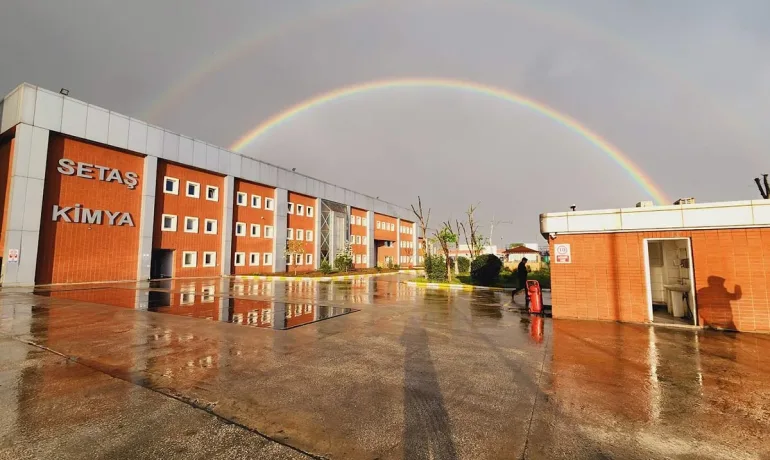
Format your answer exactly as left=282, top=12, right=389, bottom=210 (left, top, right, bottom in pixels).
left=230, top=77, right=670, bottom=205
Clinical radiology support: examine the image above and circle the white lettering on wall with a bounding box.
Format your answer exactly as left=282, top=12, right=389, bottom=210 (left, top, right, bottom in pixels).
left=52, top=205, right=134, bottom=227
left=57, top=158, right=140, bottom=190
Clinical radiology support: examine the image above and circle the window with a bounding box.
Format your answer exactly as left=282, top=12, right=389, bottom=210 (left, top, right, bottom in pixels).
left=235, top=222, right=246, bottom=236
left=356, top=235, right=361, bottom=245
left=206, top=185, right=219, bottom=201
left=286, top=254, right=292, bottom=266
left=265, top=198, right=274, bottom=210
left=186, top=181, right=200, bottom=198
left=356, top=216, right=362, bottom=225
left=204, top=219, right=217, bottom=235
left=287, top=228, right=294, bottom=240
left=264, top=226, right=274, bottom=238
left=184, top=216, right=199, bottom=233
left=293, top=254, right=301, bottom=265
left=363, top=236, right=368, bottom=245
left=250, top=224, right=260, bottom=237
left=250, top=253, right=260, bottom=266
left=305, top=253, right=313, bottom=265
left=390, top=223, right=395, bottom=231
left=263, top=253, right=273, bottom=265
left=385, top=241, right=393, bottom=248
left=182, top=251, right=197, bottom=267
left=250, top=194, right=261, bottom=208
left=164, top=177, right=179, bottom=195
left=288, top=202, right=296, bottom=214
left=306, top=230, right=313, bottom=242
left=355, top=254, right=361, bottom=264
left=307, top=206, right=314, bottom=217
left=297, top=204, right=304, bottom=216
left=234, top=252, right=245, bottom=266
left=237, top=192, right=247, bottom=206
left=297, top=229, right=304, bottom=241
left=203, top=251, right=216, bottom=267
left=376, top=221, right=381, bottom=229
left=161, top=214, right=177, bottom=231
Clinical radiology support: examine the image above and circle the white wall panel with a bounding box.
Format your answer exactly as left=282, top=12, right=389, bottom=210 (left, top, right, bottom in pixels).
left=107, top=113, right=130, bottom=149
left=178, top=136, right=193, bottom=164
left=127, top=119, right=148, bottom=154
left=32, top=88, right=63, bottom=132
left=162, top=131, right=180, bottom=162
left=146, top=125, right=163, bottom=157
left=85, top=105, right=109, bottom=144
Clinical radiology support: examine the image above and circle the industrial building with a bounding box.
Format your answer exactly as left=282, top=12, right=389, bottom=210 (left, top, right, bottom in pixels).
left=541, top=199, right=770, bottom=333
left=0, top=83, right=420, bottom=286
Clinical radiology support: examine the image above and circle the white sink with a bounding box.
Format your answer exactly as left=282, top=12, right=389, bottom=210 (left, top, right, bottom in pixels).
left=663, top=284, right=690, bottom=317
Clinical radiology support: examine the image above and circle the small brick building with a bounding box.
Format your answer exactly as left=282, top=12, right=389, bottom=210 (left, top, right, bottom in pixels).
left=540, top=200, right=770, bottom=333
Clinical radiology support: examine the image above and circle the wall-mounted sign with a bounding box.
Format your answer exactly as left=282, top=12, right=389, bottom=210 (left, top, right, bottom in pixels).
left=57, top=159, right=139, bottom=190
left=554, top=243, right=571, bottom=263
left=52, top=205, right=135, bottom=226
left=8, top=249, right=19, bottom=263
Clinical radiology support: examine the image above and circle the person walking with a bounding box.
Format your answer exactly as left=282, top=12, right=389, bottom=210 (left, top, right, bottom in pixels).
left=512, top=257, right=529, bottom=307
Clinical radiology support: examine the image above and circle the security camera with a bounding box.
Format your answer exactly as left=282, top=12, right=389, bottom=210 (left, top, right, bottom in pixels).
left=549, top=232, right=557, bottom=240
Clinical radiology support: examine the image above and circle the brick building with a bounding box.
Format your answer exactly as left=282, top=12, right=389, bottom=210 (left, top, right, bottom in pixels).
left=541, top=200, right=770, bottom=332
left=0, top=83, right=419, bottom=285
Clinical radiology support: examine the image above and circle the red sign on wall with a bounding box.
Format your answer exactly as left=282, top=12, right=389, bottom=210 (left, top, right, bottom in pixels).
left=554, top=244, right=571, bottom=263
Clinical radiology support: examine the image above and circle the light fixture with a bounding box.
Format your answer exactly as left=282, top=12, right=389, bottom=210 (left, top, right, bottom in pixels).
left=570, top=204, right=576, bottom=211
left=291, top=168, right=296, bottom=172
left=59, top=88, right=69, bottom=96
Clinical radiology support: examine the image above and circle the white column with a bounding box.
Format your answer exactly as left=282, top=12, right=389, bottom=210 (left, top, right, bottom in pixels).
left=136, top=156, right=156, bottom=280
left=314, top=198, right=321, bottom=269
left=220, top=176, right=234, bottom=275
left=273, top=188, right=288, bottom=273
left=366, top=210, right=375, bottom=268
left=2, top=124, right=49, bottom=286
left=396, top=218, right=401, bottom=267
left=412, top=222, right=418, bottom=266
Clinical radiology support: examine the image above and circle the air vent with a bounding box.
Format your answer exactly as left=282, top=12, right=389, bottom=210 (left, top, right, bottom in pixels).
left=674, top=198, right=696, bottom=205
left=636, top=201, right=654, bottom=208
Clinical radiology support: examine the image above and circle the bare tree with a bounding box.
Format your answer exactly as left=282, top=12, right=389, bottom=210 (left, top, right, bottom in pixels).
left=755, top=174, right=769, bottom=199
left=411, top=196, right=431, bottom=256
left=453, top=219, right=463, bottom=275
left=433, top=221, right=457, bottom=282
left=460, top=204, right=484, bottom=259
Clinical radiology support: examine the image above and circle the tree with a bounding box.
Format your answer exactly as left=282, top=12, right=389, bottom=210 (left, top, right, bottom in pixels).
left=411, top=196, right=431, bottom=256
left=285, top=240, right=306, bottom=275
left=334, top=242, right=354, bottom=273
left=459, top=204, right=484, bottom=259
left=453, top=219, right=463, bottom=275
left=433, top=222, right=458, bottom=282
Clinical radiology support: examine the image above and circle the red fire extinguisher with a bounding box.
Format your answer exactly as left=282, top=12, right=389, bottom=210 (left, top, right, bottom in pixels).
left=529, top=315, right=544, bottom=344
left=526, top=280, right=543, bottom=314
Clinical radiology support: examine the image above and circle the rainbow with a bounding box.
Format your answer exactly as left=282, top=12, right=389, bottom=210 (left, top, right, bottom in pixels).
left=229, top=77, right=670, bottom=205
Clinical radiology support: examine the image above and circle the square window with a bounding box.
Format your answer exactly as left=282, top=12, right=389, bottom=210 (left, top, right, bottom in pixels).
left=306, top=206, right=314, bottom=217
left=206, top=185, right=219, bottom=201
left=180, top=291, right=195, bottom=305
left=250, top=224, right=260, bottom=237
left=250, top=253, right=260, bottom=266
left=263, top=253, right=273, bottom=265
left=306, top=230, right=313, bottom=242
left=186, top=181, right=200, bottom=198
left=288, top=202, right=294, bottom=214
left=305, top=253, right=312, bottom=265
left=251, top=195, right=261, bottom=208
left=237, top=192, right=247, bottom=206
left=235, top=222, right=246, bottom=237
left=164, top=177, right=179, bottom=195
left=182, top=251, right=197, bottom=267
left=287, top=228, right=294, bottom=240
left=264, top=198, right=275, bottom=210
left=234, top=252, right=245, bottom=266
left=203, top=251, right=216, bottom=267
left=161, top=214, right=177, bottom=232
left=264, top=226, right=274, bottom=238
left=204, top=219, right=217, bottom=235
left=184, top=216, right=199, bottom=233
left=297, top=229, right=304, bottom=241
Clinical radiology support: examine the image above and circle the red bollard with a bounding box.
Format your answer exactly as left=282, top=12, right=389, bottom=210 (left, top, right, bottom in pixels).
left=526, top=280, right=543, bottom=314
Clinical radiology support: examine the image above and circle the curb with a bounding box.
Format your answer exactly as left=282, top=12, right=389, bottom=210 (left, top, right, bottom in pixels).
left=403, top=281, right=514, bottom=292
left=233, top=272, right=397, bottom=282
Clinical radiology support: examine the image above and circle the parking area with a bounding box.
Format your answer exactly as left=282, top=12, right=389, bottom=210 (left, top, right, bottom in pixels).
left=1, top=274, right=769, bottom=459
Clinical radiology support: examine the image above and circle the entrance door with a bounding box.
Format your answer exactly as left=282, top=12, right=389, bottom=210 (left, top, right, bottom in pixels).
left=150, top=249, right=174, bottom=279
left=644, top=238, right=697, bottom=326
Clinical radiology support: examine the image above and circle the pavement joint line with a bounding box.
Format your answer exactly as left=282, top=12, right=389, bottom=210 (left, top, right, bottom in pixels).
left=520, top=337, right=550, bottom=460
left=14, top=337, right=328, bottom=460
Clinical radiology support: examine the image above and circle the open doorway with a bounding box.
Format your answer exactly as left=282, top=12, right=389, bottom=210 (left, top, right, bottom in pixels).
left=150, top=249, right=174, bottom=279
left=644, top=238, right=697, bottom=326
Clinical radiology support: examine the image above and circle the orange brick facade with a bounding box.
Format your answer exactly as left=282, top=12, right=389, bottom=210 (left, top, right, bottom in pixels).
left=399, top=220, right=414, bottom=267
left=286, top=192, right=316, bottom=272
left=232, top=179, right=275, bottom=275
left=550, top=229, right=770, bottom=332
left=350, top=207, right=368, bottom=268
left=374, top=213, right=397, bottom=266
left=37, top=135, right=143, bottom=284
left=153, top=161, right=224, bottom=278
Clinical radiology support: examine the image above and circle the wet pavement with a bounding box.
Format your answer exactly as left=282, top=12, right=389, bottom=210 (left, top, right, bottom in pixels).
left=2, top=274, right=769, bottom=459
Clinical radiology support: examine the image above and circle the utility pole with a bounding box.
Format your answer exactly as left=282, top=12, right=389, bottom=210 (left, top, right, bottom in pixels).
left=489, top=214, right=514, bottom=252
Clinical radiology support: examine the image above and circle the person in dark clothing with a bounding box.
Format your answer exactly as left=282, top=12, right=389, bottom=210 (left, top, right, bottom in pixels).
left=512, top=257, right=529, bottom=307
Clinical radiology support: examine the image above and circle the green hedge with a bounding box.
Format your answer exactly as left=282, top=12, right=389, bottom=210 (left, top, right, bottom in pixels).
left=424, top=254, right=448, bottom=282
left=470, top=254, right=503, bottom=285
left=457, top=256, right=470, bottom=273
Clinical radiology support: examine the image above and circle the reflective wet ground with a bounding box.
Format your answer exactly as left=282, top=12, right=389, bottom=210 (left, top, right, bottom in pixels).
left=2, top=274, right=769, bottom=459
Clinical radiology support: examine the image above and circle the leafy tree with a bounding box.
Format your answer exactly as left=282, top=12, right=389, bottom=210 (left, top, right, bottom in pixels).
left=285, top=240, right=306, bottom=275
left=433, top=222, right=458, bottom=282
left=334, top=243, right=354, bottom=273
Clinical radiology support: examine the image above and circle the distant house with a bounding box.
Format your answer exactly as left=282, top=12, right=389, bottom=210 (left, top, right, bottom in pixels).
left=503, top=246, right=544, bottom=270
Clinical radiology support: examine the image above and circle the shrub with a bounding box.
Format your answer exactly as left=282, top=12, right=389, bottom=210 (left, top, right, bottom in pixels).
left=320, top=259, right=332, bottom=274
left=457, top=256, right=470, bottom=273
left=529, top=267, right=551, bottom=289
left=424, top=254, right=448, bottom=282
left=470, top=254, right=503, bottom=285
left=335, top=252, right=353, bottom=272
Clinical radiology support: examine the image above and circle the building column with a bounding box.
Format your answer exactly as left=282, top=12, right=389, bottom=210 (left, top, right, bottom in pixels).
left=273, top=188, right=288, bottom=273
left=314, top=198, right=321, bottom=269
left=366, top=210, right=375, bottom=268
left=221, top=176, right=234, bottom=276
left=2, top=124, right=49, bottom=286
left=396, top=218, right=401, bottom=267
left=136, top=155, right=156, bottom=280
left=412, top=222, right=418, bottom=266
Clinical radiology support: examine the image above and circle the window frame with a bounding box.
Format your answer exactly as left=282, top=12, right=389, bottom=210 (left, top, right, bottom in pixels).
left=306, top=206, right=314, bottom=218
left=251, top=194, right=261, bottom=208
left=264, top=198, right=275, bottom=210
left=296, top=204, right=304, bottom=216
left=295, top=254, right=303, bottom=265
left=236, top=192, right=247, bottom=207
left=287, top=228, right=294, bottom=240
left=263, top=253, right=273, bottom=265
left=297, top=229, right=304, bottom=241
left=287, top=202, right=294, bottom=214
left=186, top=181, right=201, bottom=198
left=235, top=222, right=246, bottom=237
left=250, top=223, right=260, bottom=238
left=306, top=230, right=313, bottom=242
left=182, top=251, right=197, bottom=268
left=161, top=214, right=177, bottom=232
left=204, top=218, right=217, bottom=235
left=264, top=226, right=274, bottom=238
left=164, top=177, right=179, bottom=195
left=249, top=252, right=260, bottom=266
left=202, top=251, right=217, bottom=267
left=305, top=253, right=313, bottom=265
left=184, top=216, right=199, bottom=233
left=234, top=252, right=246, bottom=266
left=206, top=185, right=219, bottom=202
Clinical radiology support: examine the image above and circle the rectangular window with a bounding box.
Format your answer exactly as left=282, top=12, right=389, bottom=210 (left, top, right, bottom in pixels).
left=357, top=216, right=362, bottom=225
left=250, top=253, right=260, bottom=266
left=306, top=230, right=313, bottom=242
left=295, top=254, right=302, bottom=265
left=287, top=228, right=294, bottom=240
left=305, top=253, right=313, bottom=265
left=234, top=252, right=245, bottom=266
left=203, top=251, right=216, bottom=267
left=186, top=181, right=200, bottom=198
left=182, top=251, right=197, bottom=267
left=251, top=195, right=261, bottom=208
left=297, top=229, right=304, bottom=241
left=297, top=204, right=304, bottom=216
left=356, top=235, right=361, bottom=245
left=235, top=222, right=246, bottom=236
left=307, top=206, right=314, bottom=217
left=264, top=198, right=274, bottom=210
left=161, top=214, right=177, bottom=232
left=355, top=254, right=361, bottom=264
left=204, top=219, right=217, bottom=235
left=206, top=185, right=219, bottom=201
left=264, top=226, right=274, bottom=238
left=250, top=224, right=260, bottom=237
left=376, top=221, right=381, bottom=229
left=288, top=202, right=295, bottom=214
left=164, top=177, right=179, bottom=195
left=184, top=216, right=199, bottom=233
left=286, top=254, right=292, bottom=266
left=237, top=192, right=247, bottom=206
left=263, top=253, right=273, bottom=265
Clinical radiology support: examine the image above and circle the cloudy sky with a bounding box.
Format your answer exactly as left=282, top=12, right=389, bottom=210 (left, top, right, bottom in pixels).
left=2, top=0, right=768, bottom=245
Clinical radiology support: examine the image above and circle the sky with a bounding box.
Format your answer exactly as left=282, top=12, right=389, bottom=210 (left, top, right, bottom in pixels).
left=2, top=0, right=769, bottom=246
